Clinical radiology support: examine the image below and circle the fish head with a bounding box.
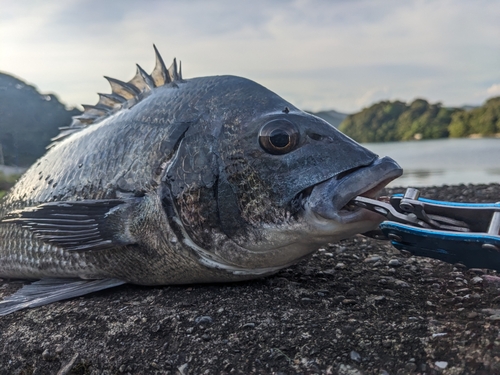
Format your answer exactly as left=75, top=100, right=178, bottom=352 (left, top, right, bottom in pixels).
left=167, top=76, right=402, bottom=272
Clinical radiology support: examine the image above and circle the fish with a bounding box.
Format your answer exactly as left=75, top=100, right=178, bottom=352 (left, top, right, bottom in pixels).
left=0, top=46, right=402, bottom=315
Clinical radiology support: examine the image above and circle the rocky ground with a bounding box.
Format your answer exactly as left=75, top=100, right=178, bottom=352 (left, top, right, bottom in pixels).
left=1, top=183, right=500, bottom=375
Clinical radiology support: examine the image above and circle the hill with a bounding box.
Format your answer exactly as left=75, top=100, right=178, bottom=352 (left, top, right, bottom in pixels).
left=338, top=97, right=500, bottom=143
left=0, top=72, right=81, bottom=167
left=309, top=109, right=348, bottom=128
left=448, top=97, right=500, bottom=138
left=338, top=99, right=460, bottom=143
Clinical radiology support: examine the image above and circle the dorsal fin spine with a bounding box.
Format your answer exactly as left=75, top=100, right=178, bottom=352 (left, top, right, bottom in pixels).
left=81, top=104, right=111, bottom=116
left=136, top=64, right=155, bottom=89
left=151, top=44, right=171, bottom=86
left=169, top=58, right=179, bottom=81
left=74, top=115, right=99, bottom=124
left=127, top=64, right=155, bottom=93
left=50, top=46, right=184, bottom=148
left=104, top=77, right=140, bottom=100
left=97, top=93, right=126, bottom=107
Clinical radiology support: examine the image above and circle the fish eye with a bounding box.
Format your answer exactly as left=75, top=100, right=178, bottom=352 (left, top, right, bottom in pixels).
left=259, top=119, right=300, bottom=155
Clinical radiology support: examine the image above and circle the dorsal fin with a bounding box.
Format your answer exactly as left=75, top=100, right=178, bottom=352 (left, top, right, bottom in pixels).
left=128, top=64, right=155, bottom=92
left=104, top=77, right=140, bottom=100
left=169, top=58, right=180, bottom=82
left=49, top=46, right=184, bottom=148
left=151, top=44, right=171, bottom=86
left=96, top=93, right=126, bottom=107
left=81, top=104, right=111, bottom=117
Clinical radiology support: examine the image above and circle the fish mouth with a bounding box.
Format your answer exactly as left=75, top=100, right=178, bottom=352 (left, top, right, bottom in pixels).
left=305, top=156, right=403, bottom=224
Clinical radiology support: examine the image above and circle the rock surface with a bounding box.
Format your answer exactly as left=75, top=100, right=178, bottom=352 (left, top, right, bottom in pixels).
left=1, top=183, right=500, bottom=374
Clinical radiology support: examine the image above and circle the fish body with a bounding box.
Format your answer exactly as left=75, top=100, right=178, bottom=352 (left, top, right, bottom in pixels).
left=0, top=48, right=402, bottom=314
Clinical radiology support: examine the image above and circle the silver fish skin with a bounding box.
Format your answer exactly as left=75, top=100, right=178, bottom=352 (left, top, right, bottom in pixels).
left=0, top=48, right=402, bottom=314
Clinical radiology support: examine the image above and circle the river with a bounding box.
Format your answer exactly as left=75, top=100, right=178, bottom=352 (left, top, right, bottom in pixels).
left=364, top=138, right=500, bottom=187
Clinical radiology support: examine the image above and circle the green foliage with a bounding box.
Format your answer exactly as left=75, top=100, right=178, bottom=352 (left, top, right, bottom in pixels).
left=449, top=97, right=500, bottom=137
left=396, top=100, right=456, bottom=140
left=0, top=73, right=81, bottom=167
left=0, top=171, right=19, bottom=190
left=339, top=97, right=500, bottom=143
left=0, top=171, right=20, bottom=198
left=449, top=111, right=471, bottom=137
left=338, top=101, right=406, bottom=143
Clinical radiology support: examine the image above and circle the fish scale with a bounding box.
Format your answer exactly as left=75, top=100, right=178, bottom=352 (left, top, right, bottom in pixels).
left=0, top=46, right=402, bottom=314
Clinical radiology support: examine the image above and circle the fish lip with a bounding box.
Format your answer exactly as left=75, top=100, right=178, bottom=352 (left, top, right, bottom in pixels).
left=307, top=156, right=403, bottom=223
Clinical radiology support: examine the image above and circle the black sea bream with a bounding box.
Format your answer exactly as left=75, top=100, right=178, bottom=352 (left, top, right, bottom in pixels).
left=0, top=46, right=402, bottom=314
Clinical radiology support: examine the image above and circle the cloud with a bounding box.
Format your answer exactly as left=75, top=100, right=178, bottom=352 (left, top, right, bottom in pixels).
left=1, top=0, right=499, bottom=112
left=355, top=87, right=391, bottom=110
left=487, top=84, right=500, bottom=96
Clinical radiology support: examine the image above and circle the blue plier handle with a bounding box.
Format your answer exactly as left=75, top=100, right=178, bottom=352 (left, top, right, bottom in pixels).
left=351, top=188, right=500, bottom=270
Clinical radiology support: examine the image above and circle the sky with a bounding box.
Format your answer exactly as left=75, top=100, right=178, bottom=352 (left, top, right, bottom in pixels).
left=1, top=0, right=499, bottom=113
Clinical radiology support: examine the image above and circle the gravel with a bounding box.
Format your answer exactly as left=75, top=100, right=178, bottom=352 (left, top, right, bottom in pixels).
left=1, top=183, right=500, bottom=374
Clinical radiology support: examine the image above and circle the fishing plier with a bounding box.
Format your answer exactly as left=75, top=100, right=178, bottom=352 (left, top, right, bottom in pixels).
left=351, top=188, right=500, bottom=271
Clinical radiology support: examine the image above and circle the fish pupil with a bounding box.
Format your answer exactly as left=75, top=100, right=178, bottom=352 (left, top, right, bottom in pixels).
left=259, top=119, right=299, bottom=155
left=270, top=130, right=290, bottom=148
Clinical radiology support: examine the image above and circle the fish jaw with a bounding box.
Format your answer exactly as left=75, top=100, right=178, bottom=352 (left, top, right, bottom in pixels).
left=225, top=156, right=402, bottom=266
left=306, top=156, right=403, bottom=225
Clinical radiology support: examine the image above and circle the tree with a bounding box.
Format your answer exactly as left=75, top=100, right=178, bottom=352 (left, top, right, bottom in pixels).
left=339, top=101, right=406, bottom=142
left=339, top=96, right=500, bottom=143
left=448, top=97, right=500, bottom=137
left=0, top=73, right=81, bottom=166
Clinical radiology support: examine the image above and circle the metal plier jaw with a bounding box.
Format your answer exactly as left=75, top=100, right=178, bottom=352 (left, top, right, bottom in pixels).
left=351, top=188, right=500, bottom=271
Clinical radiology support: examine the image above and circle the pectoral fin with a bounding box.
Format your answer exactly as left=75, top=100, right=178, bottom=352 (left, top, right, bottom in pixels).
left=0, top=278, right=126, bottom=316
left=1, top=199, right=138, bottom=251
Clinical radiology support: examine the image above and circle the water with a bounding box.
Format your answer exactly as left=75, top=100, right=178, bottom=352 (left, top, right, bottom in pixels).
left=364, top=138, right=500, bottom=187
left=2, top=138, right=499, bottom=188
